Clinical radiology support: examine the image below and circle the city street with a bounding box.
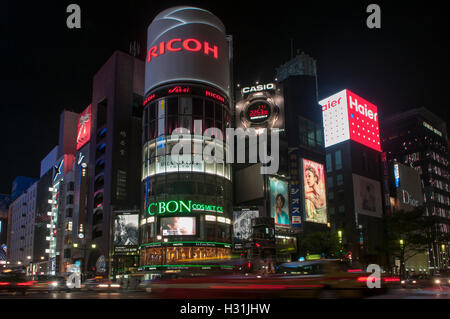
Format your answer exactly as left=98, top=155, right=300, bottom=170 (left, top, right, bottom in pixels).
left=1, top=288, right=449, bottom=299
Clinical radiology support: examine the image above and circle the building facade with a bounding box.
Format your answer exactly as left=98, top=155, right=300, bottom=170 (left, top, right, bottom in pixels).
left=140, top=6, right=233, bottom=271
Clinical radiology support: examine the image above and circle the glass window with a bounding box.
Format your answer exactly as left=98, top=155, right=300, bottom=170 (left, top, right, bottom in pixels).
left=335, top=150, right=342, bottom=170
left=338, top=205, right=345, bottom=213
left=180, top=97, right=192, bottom=114
left=168, top=97, right=178, bottom=116
left=327, top=176, right=333, bottom=188
left=336, top=174, right=343, bottom=186
left=326, top=153, right=332, bottom=172
left=193, top=98, right=203, bottom=116
left=205, top=100, right=214, bottom=118
left=328, top=191, right=334, bottom=200
left=215, top=103, right=222, bottom=122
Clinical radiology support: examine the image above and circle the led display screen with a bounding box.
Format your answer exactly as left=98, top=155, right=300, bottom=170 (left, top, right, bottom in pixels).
left=76, top=105, right=92, bottom=151
left=246, top=101, right=271, bottom=124
left=302, top=159, right=328, bottom=224
left=161, top=217, right=196, bottom=236
left=269, top=177, right=290, bottom=226
left=320, top=89, right=381, bottom=152
left=114, top=214, right=139, bottom=246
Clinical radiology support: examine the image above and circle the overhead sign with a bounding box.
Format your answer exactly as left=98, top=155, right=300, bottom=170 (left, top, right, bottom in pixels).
left=242, top=83, right=275, bottom=95
left=145, top=6, right=230, bottom=97
left=320, top=89, right=381, bottom=152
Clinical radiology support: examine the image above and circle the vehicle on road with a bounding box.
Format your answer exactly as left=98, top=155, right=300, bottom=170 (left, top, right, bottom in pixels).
left=144, top=259, right=399, bottom=299
left=0, top=271, right=35, bottom=295
left=82, top=277, right=121, bottom=291
left=26, top=275, right=69, bottom=292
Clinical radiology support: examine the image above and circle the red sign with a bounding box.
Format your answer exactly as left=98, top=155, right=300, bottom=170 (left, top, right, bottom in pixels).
left=147, top=38, right=219, bottom=63
left=346, top=90, right=381, bottom=152
left=205, top=90, right=225, bottom=103
left=76, top=105, right=92, bottom=150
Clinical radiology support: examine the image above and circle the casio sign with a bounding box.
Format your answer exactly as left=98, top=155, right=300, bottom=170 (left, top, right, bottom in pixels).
left=242, top=83, right=275, bottom=94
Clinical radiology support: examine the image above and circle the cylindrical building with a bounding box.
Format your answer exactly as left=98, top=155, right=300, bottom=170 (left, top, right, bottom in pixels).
left=140, top=6, right=233, bottom=270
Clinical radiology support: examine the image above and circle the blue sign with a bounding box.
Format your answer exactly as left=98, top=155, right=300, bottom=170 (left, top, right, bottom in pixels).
left=289, top=149, right=302, bottom=227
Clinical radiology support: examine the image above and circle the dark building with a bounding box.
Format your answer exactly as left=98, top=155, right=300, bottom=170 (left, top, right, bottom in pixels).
left=0, top=194, right=10, bottom=261
left=85, top=51, right=144, bottom=277
left=320, top=89, right=384, bottom=266
left=140, top=6, right=233, bottom=271
left=11, top=177, right=37, bottom=202
left=382, top=107, right=450, bottom=271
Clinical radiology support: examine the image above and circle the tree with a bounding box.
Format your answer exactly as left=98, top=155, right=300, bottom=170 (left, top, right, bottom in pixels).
left=297, top=230, right=341, bottom=259
left=383, top=206, right=450, bottom=277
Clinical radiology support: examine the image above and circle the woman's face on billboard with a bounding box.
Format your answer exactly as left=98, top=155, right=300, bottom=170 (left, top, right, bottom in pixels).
left=305, top=170, right=316, bottom=187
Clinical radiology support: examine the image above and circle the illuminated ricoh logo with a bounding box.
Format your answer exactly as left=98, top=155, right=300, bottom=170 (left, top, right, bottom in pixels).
left=147, top=38, right=219, bottom=63
left=148, top=200, right=224, bottom=215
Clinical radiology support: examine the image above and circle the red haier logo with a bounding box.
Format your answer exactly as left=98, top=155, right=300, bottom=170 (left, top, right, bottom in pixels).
left=346, top=90, right=381, bottom=152
left=322, top=97, right=343, bottom=111
left=147, top=38, right=219, bottom=63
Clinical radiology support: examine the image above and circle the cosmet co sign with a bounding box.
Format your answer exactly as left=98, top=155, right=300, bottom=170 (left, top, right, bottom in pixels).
left=148, top=200, right=224, bottom=215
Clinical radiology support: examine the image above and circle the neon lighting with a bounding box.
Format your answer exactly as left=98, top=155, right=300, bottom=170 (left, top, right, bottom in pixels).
left=394, top=163, right=400, bottom=188
left=143, top=94, right=156, bottom=106
left=205, top=90, right=225, bottom=102
left=147, top=38, right=219, bottom=63
left=168, top=86, right=189, bottom=94
left=148, top=200, right=224, bottom=215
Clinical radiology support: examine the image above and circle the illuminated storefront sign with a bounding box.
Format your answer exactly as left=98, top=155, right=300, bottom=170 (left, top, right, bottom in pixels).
left=76, top=105, right=92, bottom=150
left=302, top=159, right=328, bottom=224
left=148, top=200, right=224, bottom=215
left=319, top=89, right=381, bottom=152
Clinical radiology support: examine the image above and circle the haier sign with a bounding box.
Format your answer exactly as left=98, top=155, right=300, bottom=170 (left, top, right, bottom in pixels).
left=319, top=89, right=381, bottom=152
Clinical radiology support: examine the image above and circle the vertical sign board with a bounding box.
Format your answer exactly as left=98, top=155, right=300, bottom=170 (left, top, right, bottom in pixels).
left=288, top=149, right=302, bottom=227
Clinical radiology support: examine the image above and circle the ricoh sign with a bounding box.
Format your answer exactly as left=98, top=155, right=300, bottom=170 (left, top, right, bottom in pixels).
left=145, top=6, right=230, bottom=98
left=319, top=89, right=381, bottom=152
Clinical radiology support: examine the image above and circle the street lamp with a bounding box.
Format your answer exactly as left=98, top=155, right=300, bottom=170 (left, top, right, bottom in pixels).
left=399, top=239, right=405, bottom=279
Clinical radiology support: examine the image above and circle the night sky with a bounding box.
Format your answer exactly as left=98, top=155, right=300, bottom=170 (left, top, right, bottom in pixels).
left=1, top=1, right=448, bottom=194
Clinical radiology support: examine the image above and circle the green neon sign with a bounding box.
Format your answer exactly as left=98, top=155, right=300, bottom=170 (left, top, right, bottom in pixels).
left=147, top=200, right=224, bottom=215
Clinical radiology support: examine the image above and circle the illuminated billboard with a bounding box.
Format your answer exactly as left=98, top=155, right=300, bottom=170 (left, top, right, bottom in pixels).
left=235, top=82, right=285, bottom=130
left=269, top=177, right=290, bottom=226
left=352, top=174, right=383, bottom=218
left=319, top=89, right=381, bottom=151
left=161, top=217, right=196, bottom=236
left=114, top=214, right=139, bottom=253
left=145, top=6, right=230, bottom=97
left=233, top=209, right=259, bottom=245
left=302, top=159, right=327, bottom=224
left=76, top=104, right=92, bottom=150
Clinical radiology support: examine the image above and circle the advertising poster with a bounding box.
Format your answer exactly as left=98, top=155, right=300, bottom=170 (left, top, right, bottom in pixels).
left=161, top=217, right=196, bottom=236
left=302, top=159, right=328, bottom=224
left=233, top=209, right=259, bottom=245
left=114, top=214, right=139, bottom=246
left=352, top=174, right=383, bottom=218
left=269, top=177, right=290, bottom=226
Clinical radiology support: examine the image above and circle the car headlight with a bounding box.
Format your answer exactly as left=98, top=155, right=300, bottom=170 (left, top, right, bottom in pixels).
left=110, top=284, right=120, bottom=288
left=435, top=279, right=441, bottom=284
left=401, top=280, right=405, bottom=284
left=98, top=284, right=109, bottom=288
left=412, top=280, right=417, bottom=284
left=51, top=282, right=59, bottom=287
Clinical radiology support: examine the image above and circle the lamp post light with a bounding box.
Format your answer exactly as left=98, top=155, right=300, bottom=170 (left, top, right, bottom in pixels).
left=337, top=230, right=343, bottom=258
left=399, top=239, right=405, bottom=279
